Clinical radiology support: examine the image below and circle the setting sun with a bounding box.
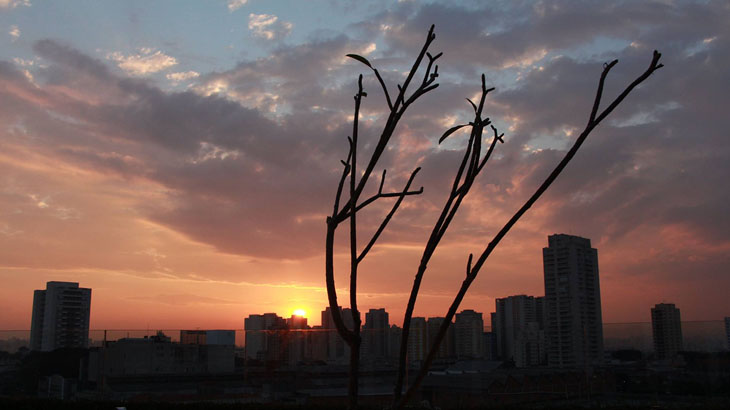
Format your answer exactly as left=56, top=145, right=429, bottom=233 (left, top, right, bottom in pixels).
left=292, top=309, right=307, bottom=317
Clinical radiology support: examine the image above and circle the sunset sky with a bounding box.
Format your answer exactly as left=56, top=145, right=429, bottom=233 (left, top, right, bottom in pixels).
left=1, top=0, right=728, bottom=331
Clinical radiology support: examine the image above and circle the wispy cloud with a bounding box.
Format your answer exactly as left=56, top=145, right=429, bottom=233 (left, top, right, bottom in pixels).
left=1, top=0, right=729, bottom=326
left=107, top=48, right=177, bottom=76
left=166, top=70, right=199, bottom=84
left=12, top=57, right=33, bottom=66
left=8, top=24, right=19, bottom=40
left=227, top=0, right=246, bottom=12
left=248, top=13, right=292, bottom=41
left=0, top=0, right=30, bottom=9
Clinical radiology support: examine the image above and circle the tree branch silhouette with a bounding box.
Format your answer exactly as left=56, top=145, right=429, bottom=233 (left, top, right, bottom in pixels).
left=325, top=25, right=439, bottom=409
left=394, top=49, right=663, bottom=410
left=326, top=24, right=662, bottom=410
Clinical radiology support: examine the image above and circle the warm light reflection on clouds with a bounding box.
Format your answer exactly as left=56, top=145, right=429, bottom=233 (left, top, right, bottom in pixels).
left=1, top=0, right=729, bottom=331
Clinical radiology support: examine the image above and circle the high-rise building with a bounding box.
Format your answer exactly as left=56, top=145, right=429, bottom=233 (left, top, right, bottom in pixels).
left=483, top=331, right=497, bottom=360
left=725, top=317, right=730, bottom=351
left=388, top=324, right=403, bottom=360
left=287, top=314, right=307, bottom=329
left=543, top=234, right=603, bottom=368
left=407, top=317, right=427, bottom=362
left=494, top=295, right=545, bottom=367
left=30, top=281, right=91, bottom=351
left=651, top=303, right=683, bottom=360
left=454, top=310, right=484, bottom=359
left=426, top=317, right=453, bottom=359
left=286, top=315, right=308, bottom=365
left=308, top=325, right=329, bottom=362
left=244, top=313, right=286, bottom=360
left=321, top=306, right=358, bottom=364
left=362, top=308, right=389, bottom=361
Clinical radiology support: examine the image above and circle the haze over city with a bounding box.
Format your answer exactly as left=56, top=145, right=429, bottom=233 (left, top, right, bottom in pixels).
left=1, top=0, right=729, bottom=331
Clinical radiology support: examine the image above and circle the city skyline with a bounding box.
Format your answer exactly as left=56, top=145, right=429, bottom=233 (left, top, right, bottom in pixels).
left=1, top=1, right=730, bottom=330
left=16, top=235, right=699, bottom=335
left=3, top=229, right=728, bottom=330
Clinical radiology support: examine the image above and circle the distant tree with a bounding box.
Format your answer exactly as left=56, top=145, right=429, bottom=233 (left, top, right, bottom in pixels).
left=324, top=25, right=663, bottom=409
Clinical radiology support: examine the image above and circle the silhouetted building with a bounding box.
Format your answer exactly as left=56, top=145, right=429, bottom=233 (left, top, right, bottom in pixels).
left=725, top=317, right=730, bottom=351
left=427, top=317, right=453, bottom=359
left=30, top=281, right=91, bottom=352
left=494, top=295, right=545, bottom=367
left=454, top=310, right=484, bottom=359
left=286, top=314, right=308, bottom=365
left=543, top=234, right=603, bottom=368
left=91, top=331, right=233, bottom=377
left=287, top=314, right=307, bottom=329
left=244, top=313, right=286, bottom=360
left=308, top=325, right=329, bottom=361
left=362, top=308, right=389, bottom=361
left=321, top=306, right=358, bottom=364
left=651, top=303, right=683, bottom=360
left=180, top=330, right=206, bottom=345
left=483, top=331, right=497, bottom=360
left=407, top=317, right=427, bottom=363
left=181, top=330, right=235, bottom=346
left=389, top=324, right=403, bottom=359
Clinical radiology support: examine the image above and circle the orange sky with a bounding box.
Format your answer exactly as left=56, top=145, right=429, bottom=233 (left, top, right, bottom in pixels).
left=2, top=1, right=730, bottom=333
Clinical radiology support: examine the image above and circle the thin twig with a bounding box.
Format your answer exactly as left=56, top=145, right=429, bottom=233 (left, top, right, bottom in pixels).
left=358, top=168, right=422, bottom=263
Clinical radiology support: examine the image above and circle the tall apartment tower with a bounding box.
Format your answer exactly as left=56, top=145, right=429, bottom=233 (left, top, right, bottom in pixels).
left=30, top=281, right=92, bottom=351
left=494, top=295, right=545, bottom=367
left=321, top=306, right=357, bottom=364
left=407, top=317, right=427, bottom=362
left=454, top=310, right=484, bottom=359
left=543, top=234, right=603, bottom=368
left=651, top=303, right=683, bottom=360
left=244, top=312, right=286, bottom=360
left=362, top=308, right=389, bottom=361
left=426, top=317, right=453, bottom=359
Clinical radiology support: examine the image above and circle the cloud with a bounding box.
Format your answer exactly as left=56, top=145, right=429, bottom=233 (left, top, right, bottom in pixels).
left=227, top=0, right=247, bottom=12
left=248, top=13, right=292, bottom=41
left=12, top=57, right=33, bottom=66
left=8, top=24, right=19, bottom=40
left=166, top=70, right=200, bottom=83
left=1, top=0, right=729, bottom=324
left=107, top=48, right=177, bottom=76
left=0, top=0, right=30, bottom=9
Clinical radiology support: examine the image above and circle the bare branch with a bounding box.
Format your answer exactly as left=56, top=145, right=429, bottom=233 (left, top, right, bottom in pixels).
left=589, top=59, right=618, bottom=123
left=593, top=50, right=663, bottom=125
left=332, top=25, right=440, bottom=226
left=395, top=50, right=663, bottom=410
left=476, top=125, right=504, bottom=174
left=353, top=186, right=423, bottom=215
left=333, top=147, right=353, bottom=216
left=393, top=24, right=436, bottom=111
left=394, top=78, right=499, bottom=403
left=329, top=26, right=442, bottom=410
left=357, top=167, right=422, bottom=263
left=349, top=75, right=364, bottom=326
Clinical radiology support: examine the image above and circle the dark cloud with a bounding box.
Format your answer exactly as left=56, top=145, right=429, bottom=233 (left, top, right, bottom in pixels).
left=0, top=0, right=728, bottom=317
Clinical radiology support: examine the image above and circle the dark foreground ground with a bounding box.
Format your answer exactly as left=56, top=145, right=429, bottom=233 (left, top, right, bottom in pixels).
left=3, top=397, right=730, bottom=410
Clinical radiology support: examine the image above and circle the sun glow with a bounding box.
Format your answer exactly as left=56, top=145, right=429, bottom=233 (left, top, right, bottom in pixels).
left=292, top=308, right=307, bottom=317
